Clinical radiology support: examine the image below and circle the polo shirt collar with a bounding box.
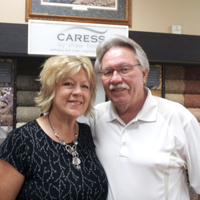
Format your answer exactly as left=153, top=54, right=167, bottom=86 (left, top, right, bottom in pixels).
left=137, top=88, right=158, bottom=122
left=107, top=87, right=158, bottom=123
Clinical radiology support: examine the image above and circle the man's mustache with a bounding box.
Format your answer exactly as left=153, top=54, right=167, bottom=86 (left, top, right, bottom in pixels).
left=109, top=84, right=130, bottom=90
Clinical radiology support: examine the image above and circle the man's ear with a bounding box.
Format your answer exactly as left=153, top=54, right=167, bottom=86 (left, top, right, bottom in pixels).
left=142, top=70, right=148, bottom=83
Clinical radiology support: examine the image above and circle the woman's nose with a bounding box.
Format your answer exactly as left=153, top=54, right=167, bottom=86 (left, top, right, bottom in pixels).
left=72, top=86, right=82, bottom=95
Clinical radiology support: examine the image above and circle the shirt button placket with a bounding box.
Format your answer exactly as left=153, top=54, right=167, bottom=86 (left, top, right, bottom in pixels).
left=122, top=129, right=127, bottom=146
left=119, top=128, right=128, bottom=158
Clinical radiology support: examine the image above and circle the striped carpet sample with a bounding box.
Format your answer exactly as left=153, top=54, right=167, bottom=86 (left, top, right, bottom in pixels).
left=165, top=65, right=200, bottom=123
left=165, top=66, right=200, bottom=80
left=165, top=94, right=200, bottom=108
left=165, top=80, right=200, bottom=94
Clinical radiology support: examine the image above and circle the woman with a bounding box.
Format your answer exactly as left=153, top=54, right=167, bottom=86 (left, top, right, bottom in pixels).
left=0, top=55, right=108, bottom=199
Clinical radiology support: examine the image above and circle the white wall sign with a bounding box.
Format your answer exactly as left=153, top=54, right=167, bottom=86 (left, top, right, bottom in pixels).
left=28, top=20, right=128, bottom=57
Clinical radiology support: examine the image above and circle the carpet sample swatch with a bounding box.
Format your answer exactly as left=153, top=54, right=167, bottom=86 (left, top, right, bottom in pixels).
left=17, top=75, right=40, bottom=91
left=165, top=80, right=200, bottom=94
left=165, top=94, right=200, bottom=108
left=16, top=107, right=41, bottom=122
left=17, top=91, right=38, bottom=106
left=165, top=66, right=200, bottom=80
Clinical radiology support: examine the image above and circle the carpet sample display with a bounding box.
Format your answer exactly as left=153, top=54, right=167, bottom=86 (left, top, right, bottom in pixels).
left=165, top=66, right=200, bottom=80
left=16, top=107, right=41, bottom=122
left=165, top=80, right=200, bottom=94
left=165, top=65, right=200, bottom=124
left=165, top=94, right=184, bottom=106
left=183, top=94, right=200, bottom=108
left=17, top=59, right=43, bottom=75
left=165, top=94, right=200, bottom=108
left=17, top=91, right=38, bottom=106
left=17, top=75, right=40, bottom=91
left=16, top=59, right=43, bottom=126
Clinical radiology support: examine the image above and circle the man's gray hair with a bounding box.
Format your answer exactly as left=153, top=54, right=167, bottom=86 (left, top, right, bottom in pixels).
left=95, top=35, right=149, bottom=73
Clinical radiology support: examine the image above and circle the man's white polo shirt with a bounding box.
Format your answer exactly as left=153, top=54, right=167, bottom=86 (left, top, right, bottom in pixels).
left=89, top=88, right=200, bottom=200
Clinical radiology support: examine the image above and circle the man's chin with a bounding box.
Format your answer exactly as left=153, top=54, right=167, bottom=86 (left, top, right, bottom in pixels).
left=108, top=90, right=128, bottom=99
left=110, top=97, right=128, bottom=105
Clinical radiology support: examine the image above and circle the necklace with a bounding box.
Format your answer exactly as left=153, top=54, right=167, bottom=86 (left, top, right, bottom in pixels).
left=48, top=114, right=81, bottom=170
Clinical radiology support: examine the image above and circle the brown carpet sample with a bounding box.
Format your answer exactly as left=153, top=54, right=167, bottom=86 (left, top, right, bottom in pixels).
left=17, top=91, right=38, bottom=106
left=183, top=94, right=200, bottom=108
left=165, top=94, right=184, bottom=105
left=165, top=65, right=200, bottom=122
left=165, top=80, right=200, bottom=94
left=17, top=75, right=40, bottom=91
left=16, top=107, right=41, bottom=122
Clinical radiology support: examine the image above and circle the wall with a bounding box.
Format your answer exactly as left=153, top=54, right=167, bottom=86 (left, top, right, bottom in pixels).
left=0, top=0, right=200, bottom=36
left=132, top=0, right=200, bottom=35
left=0, top=0, right=26, bottom=24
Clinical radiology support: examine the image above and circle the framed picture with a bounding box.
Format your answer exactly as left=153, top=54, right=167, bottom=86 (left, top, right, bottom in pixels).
left=25, top=0, right=132, bottom=26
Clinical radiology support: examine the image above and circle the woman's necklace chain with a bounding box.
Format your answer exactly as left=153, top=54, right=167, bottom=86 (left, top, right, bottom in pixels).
left=48, top=114, right=81, bottom=170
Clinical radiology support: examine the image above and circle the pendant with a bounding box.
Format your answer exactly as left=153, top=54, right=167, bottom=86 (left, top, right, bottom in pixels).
left=65, top=145, right=72, bottom=154
left=48, top=115, right=81, bottom=170
left=72, top=156, right=81, bottom=169
left=73, top=156, right=81, bottom=165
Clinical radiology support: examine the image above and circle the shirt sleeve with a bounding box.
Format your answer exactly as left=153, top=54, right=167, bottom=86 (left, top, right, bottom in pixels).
left=0, top=127, right=29, bottom=175
left=184, top=117, right=200, bottom=194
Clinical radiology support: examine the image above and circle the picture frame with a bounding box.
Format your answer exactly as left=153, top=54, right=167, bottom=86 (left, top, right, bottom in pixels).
left=25, top=0, right=132, bottom=26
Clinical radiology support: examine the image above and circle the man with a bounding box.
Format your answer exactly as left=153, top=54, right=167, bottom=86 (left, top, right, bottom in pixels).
left=89, top=35, right=200, bottom=200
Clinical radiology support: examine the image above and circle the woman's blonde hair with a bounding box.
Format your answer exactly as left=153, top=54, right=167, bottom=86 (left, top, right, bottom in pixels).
left=35, top=55, right=96, bottom=116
